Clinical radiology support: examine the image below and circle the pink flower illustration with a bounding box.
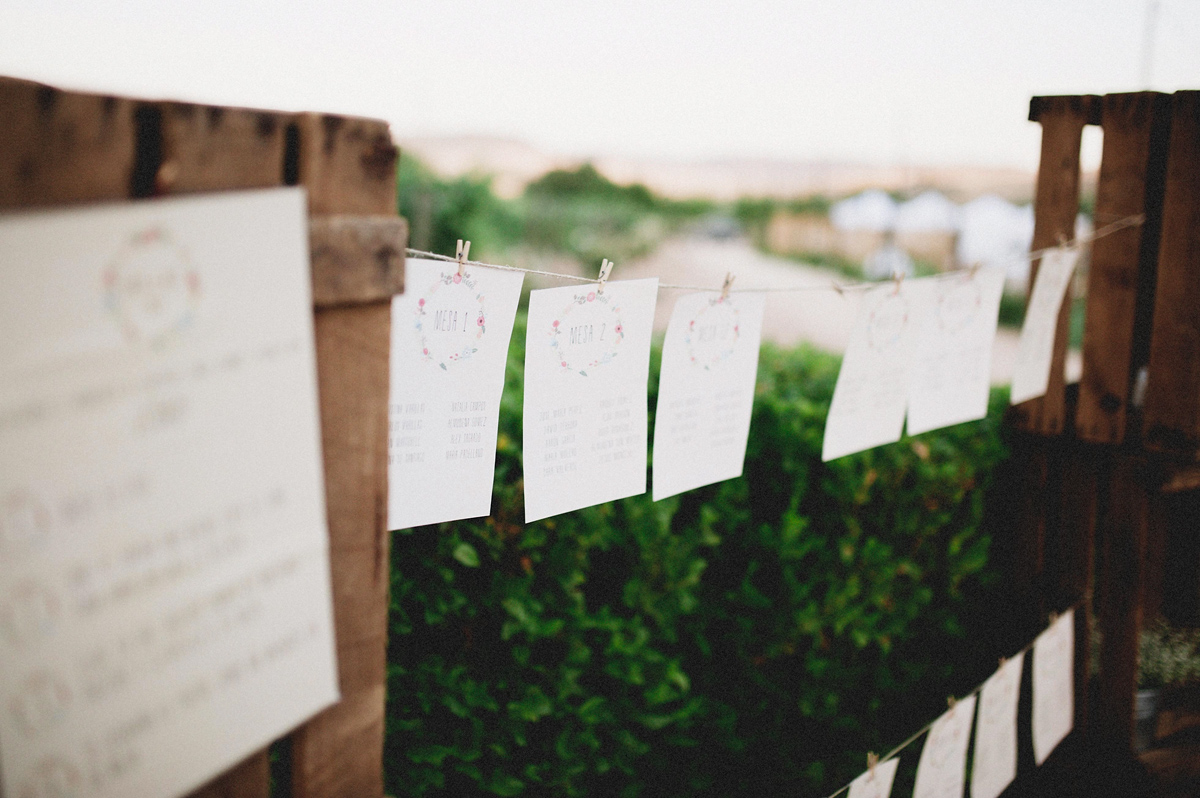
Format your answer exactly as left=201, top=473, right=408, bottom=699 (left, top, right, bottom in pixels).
left=561, top=361, right=567, bottom=367
left=418, top=298, right=425, bottom=307
left=477, top=316, right=485, bottom=326
left=453, top=274, right=462, bottom=284
left=614, top=323, right=623, bottom=334
left=552, top=320, right=559, bottom=328
left=587, top=292, right=596, bottom=302
left=423, top=348, right=429, bottom=355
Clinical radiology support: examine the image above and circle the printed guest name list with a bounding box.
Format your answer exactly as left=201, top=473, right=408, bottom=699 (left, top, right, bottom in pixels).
left=388, top=259, right=523, bottom=529
left=522, top=278, right=658, bottom=522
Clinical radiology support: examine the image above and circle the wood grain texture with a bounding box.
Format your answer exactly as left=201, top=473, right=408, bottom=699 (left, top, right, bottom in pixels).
left=0, top=75, right=134, bottom=208
left=296, top=113, right=397, bottom=216
left=1144, top=91, right=1200, bottom=458
left=1094, top=455, right=1151, bottom=746
left=157, top=102, right=291, bottom=194
left=290, top=111, right=398, bottom=798
left=186, top=752, right=270, bottom=798
left=1011, top=95, right=1098, bottom=435
left=310, top=215, right=407, bottom=307
left=1077, top=92, right=1172, bottom=444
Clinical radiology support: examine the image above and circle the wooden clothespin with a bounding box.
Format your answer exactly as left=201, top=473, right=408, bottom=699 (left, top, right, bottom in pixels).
left=456, top=239, right=471, bottom=277
left=597, top=258, right=614, bottom=294
left=866, top=752, right=879, bottom=782
left=720, top=272, right=735, bottom=301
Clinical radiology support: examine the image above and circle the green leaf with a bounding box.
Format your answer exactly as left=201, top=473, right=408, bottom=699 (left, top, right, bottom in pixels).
left=452, top=542, right=480, bottom=568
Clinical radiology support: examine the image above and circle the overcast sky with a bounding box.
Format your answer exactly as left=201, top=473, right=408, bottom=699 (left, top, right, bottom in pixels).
left=2, top=0, right=1197, bottom=170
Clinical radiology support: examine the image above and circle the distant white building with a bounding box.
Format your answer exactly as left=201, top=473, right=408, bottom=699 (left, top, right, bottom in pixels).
left=956, top=195, right=1035, bottom=286
left=895, top=190, right=960, bottom=232
left=830, top=189, right=897, bottom=232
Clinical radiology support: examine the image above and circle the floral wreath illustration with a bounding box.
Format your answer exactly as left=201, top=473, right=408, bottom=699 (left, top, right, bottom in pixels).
left=866, top=292, right=909, bottom=351
left=684, top=294, right=741, bottom=370
left=413, top=270, right=487, bottom=371
left=102, top=226, right=201, bottom=347
left=548, top=289, right=624, bottom=376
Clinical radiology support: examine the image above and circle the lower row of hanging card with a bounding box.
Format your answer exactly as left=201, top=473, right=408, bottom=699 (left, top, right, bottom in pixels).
left=388, top=252, right=1075, bottom=528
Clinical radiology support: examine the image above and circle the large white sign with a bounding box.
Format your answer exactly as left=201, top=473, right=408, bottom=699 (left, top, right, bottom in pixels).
left=0, top=189, right=339, bottom=798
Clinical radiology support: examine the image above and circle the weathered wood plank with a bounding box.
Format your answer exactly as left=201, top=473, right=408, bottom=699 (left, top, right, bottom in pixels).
left=1077, top=92, right=1172, bottom=444
left=1094, top=455, right=1151, bottom=746
left=1144, top=91, right=1200, bottom=458
left=290, top=113, right=398, bottom=798
left=0, top=76, right=135, bottom=208
left=157, top=102, right=291, bottom=194
left=186, top=751, right=270, bottom=798
left=296, top=114, right=397, bottom=216
left=310, top=215, right=407, bottom=307
left=1048, top=438, right=1100, bottom=732
left=1011, top=95, right=1099, bottom=435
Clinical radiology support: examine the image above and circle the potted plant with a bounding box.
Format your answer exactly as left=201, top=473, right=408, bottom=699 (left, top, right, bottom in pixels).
left=1136, top=618, right=1200, bottom=750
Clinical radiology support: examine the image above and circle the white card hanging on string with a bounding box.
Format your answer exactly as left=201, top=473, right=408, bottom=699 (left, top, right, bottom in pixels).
left=653, top=278, right=765, bottom=501
left=1010, top=246, right=1080, bottom=404
left=912, top=694, right=976, bottom=798
left=822, top=276, right=931, bottom=461
left=0, top=189, right=338, bottom=798
left=847, top=755, right=899, bottom=798
left=907, top=267, right=1004, bottom=435
left=971, top=654, right=1024, bottom=798
left=1033, top=609, right=1074, bottom=765
left=387, top=249, right=524, bottom=529
left=522, top=268, right=658, bottom=522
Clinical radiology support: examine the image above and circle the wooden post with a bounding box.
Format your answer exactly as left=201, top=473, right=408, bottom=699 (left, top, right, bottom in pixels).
left=289, top=112, right=398, bottom=798
left=1144, top=91, right=1200, bottom=458
left=1076, top=92, right=1172, bottom=445
left=1011, top=95, right=1099, bottom=436
left=1094, top=456, right=1152, bottom=745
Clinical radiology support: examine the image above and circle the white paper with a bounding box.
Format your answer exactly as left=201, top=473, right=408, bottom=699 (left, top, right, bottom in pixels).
left=1010, top=247, right=1080, bottom=404
left=823, top=280, right=930, bottom=461
left=907, top=268, right=1004, bottom=435
left=1033, top=608, right=1074, bottom=765
left=971, top=654, right=1024, bottom=798
left=0, top=189, right=339, bottom=798
left=387, top=258, right=523, bottom=529
left=522, top=279, right=658, bottom=522
left=847, top=757, right=899, bottom=798
left=653, top=291, right=765, bottom=501
left=912, top=693, right=976, bottom=798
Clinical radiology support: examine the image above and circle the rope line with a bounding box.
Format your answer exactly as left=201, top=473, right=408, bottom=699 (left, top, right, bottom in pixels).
left=821, top=602, right=1084, bottom=798
left=403, top=214, right=1144, bottom=296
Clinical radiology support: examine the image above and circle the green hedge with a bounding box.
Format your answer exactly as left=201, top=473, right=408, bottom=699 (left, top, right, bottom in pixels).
left=385, top=314, right=1009, bottom=797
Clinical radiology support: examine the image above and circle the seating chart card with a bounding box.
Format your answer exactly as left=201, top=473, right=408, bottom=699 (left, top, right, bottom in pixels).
left=1033, top=609, right=1074, bottom=765
left=1010, top=247, right=1080, bottom=404
left=971, top=654, right=1024, bottom=798
left=387, top=259, right=524, bottom=529
left=522, top=279, right=658, bottom=522
left=823, top=280, right=930, bottom=461
left=907, top=268, right=1004, bottom=435
left=0, top=189, right=339, bottom=798
left=653, top=291, right=765, bottom=501
left=847, top=757, right=898, bottom=798
left=912, top=694, right=976, bottom=798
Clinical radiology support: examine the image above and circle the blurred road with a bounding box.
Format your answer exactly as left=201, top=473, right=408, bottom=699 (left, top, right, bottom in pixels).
left=622, top=235, right=1082, bottom=386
